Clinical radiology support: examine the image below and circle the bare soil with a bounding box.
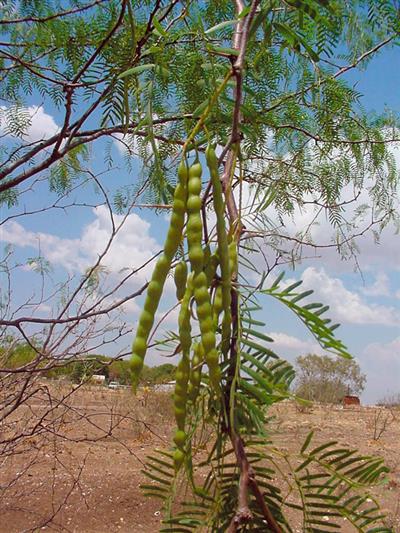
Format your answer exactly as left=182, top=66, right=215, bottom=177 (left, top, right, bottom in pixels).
left=1, top=386, right=399, bottom=532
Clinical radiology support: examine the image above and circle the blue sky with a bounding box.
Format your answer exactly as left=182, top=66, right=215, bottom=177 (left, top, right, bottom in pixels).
left=1, top=45, right=399, bottom=404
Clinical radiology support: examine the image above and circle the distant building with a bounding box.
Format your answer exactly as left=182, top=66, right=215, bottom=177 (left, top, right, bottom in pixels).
left=343, top=395, right=360, bottom=407
left=154, top=381, right=175, bottom=392
left=90, top=374, right=106, bottom=385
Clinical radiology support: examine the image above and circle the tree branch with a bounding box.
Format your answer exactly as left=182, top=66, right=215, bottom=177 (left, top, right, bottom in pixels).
left=0, top=0, right=107, bottom=25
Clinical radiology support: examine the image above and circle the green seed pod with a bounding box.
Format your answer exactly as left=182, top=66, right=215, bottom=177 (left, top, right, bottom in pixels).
left=178, top=160, right=188, bottom=181
left=228, top=241, right=238, bottom=276
left=147, top=280, right=162, bottom=299
left=184, top=159, right=220, bottom=393
left=173, top=196, right=186, bottom=215
left=175, top=406, right=186, bottom=430
left=175, top=370, right=185, bottom=383
left=173, top=429, right=187, bottom=448
left=132, top=337, right=146, bottom=357
left=174, top=261, right=188, bottom=300
left=200, top=317, right=214, bottom=335
left=206, top=144, right=232, bottom=356
left=186, top=195, right=202, bottom=212
left=188, top=343, right=204, bottom=403
left=194, top=286, right=219, bottom=391
left=195, top=286, right=209, bottom=305
left=178, top=273, right=193, bottom=355
left=130, top=354, right=144, bottom=373
left=186, top=163, right=204, bottom=274
left=174, top=382, right=186, bottom=397
left=202, top=331, right=215, bottom=351
left=143, top=295, right=158, bottom=316
left=206, top=348, right=221, bottom=390
left=187, top=378, right=199, bottom=402
left=206, top=350, right=219, bottom=367
left=193, top=271, right=207, bottom=289
left=154, top=255, right=171, bottom=278
left=197, top=302, right=210, bottom=321
left=190, top=161, right=202, bottom=179
left=191, top=348, right=202, bottom=369
left=130, top=157, right=189, bottom=391
left=187, top=216, right=203, bottom=235
left=135, top=324, right=148, bottom=340
left=189, top=245, right=203, bottom=268
left=173, top=448, right=185, bottom=472
left=174, top=272, right=192, bottom=431
left=139, top=309, right=154, bottom=331
left=213, top=284, right=223, bottom=327
left=204, top=249, right=219, bottom=285
left=187, top=175, right=201, bottom=201
left=174, top=396, right=186, bottom=410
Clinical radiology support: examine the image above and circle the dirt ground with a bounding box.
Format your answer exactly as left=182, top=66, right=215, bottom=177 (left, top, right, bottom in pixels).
left=1, top=386, right=399, bottom=532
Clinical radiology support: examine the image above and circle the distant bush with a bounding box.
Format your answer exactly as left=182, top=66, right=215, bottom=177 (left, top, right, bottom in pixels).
left=0, top=341, right=37, bottom=368
left=109, top=360, right=176, bottom=385
left=141, top=363, right=176, bottom=385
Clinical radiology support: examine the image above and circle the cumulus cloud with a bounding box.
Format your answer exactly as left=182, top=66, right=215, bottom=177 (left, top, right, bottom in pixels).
left=1, top=206, right=160, bottom=284
left=361, top=272, right=391, bottom=297
left=268, top=331, right=322, bottom=354
left=238, top=171, right=399, bottom=275
left=0, top=105, right=59, bottom=142
left=363, top=336, right=400, bottom=364
left=361, top=337, right=400, bottom=403
left=300, top=267, right=400, bottom=326
left=24, top=105, right=60, bottom=141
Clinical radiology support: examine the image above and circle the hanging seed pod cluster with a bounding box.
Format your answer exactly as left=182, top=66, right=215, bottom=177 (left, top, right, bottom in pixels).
left=130, top=145, right=236, bottom=471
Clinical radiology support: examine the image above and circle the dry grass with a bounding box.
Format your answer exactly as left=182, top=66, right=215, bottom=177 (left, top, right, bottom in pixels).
left=0, top=387, right=399, bottom=532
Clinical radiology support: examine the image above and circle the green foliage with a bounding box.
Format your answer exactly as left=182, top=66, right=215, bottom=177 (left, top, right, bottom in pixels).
left=1, top=2, right=398, bottom=531
left=0, top=0, right=399, bottom=233
left=141, top=363, right=176, bottom=385
left=295, top=353, right=367, bottom=403
left=108, top=359, right=132, bottom=384
left=263, top=274, right=350, bottom=359
left=142, top=281, right=389, bottom=531
left=0, top=341, right=37, bottom=368
left=155, top=431, right=390, bottom=532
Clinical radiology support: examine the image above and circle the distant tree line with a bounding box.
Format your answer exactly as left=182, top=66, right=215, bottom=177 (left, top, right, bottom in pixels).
left=1, top=340, right=176, bottom=386
left=2, top=343, right=368, bottom=401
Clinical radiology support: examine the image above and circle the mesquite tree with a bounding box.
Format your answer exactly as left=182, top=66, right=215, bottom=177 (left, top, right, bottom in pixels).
left=1, top=1, right=399, bottom=531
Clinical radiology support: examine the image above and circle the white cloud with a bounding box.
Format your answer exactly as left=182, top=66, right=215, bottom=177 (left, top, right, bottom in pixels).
left=25, top=105, right=60, bottom=141
left=113, top=132, right=139, bottom=155
left=363, top=336, right=400, bottom=364
left=361, top=272, right=390, bottom=297
left=0, top=105, right=59, bottom=142
left=268, top=331, right=322, bottom=354
left=300, top=267, right=400, bottom=326
left=239, top=167, right=400, bottom=275
left=2, top=219, right=90, bottom=271
left=115, top=297, right=141, bottom=315
left=361, top=337, right=400, bottom=403
left=1, top=206, right=160, bottom=284
left=34, top=303, right=51, bottom=314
